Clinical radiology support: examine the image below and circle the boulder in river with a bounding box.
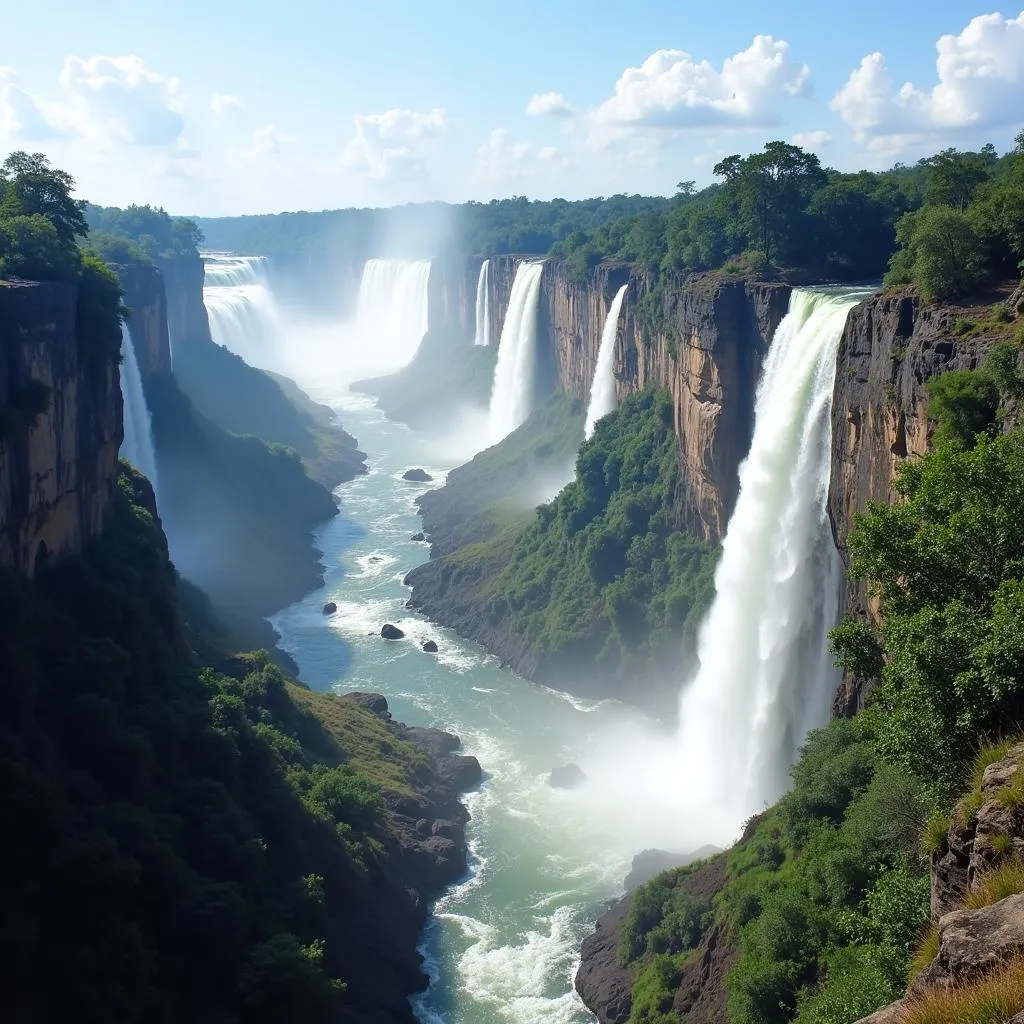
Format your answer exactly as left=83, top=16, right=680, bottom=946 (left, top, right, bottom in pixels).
left=368, top=555, right=383, bottom=563
left=422, top=640, right=439, bottom=654
left=381, top=623, right=405, bottom=640
left=548, top=764, right=588, bottom=789
left=403, top=468, right=433, bottom=482
left=322, top=601, right=337, bottom=615
left=411, top=532, right=425, bottom=542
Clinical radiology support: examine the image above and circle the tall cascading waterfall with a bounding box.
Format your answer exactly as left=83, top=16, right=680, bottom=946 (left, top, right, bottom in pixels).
left=473, top=258, right=491, bottom=347
left=354, top=258, right=432, bottom=371
left=119, top=324, right=160, bottom=500
left=486, top=260, right=545, bottom=445
left=584, top=284, right=628, bottom=439
left=674, top=287, right=872, bottom=836
left=202, top=254, right=282, bottom=370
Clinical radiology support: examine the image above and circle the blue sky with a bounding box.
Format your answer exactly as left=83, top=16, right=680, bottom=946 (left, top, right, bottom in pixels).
left=1, top=0, right=1022, bottom=215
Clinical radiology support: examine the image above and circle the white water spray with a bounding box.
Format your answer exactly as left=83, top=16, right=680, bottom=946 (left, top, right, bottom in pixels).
left=584, top=284, right=628, bottom=440
left=203, top=254, right=282, bottom=371
left=487, top=260, right=545, bottom=445
left=119, top=324, right=159, bottom=500
left=674, top=287, right=871, bottom=835
left=354, top=258, right=432, bottom=372
left=474, top=259, right=491, bottom=347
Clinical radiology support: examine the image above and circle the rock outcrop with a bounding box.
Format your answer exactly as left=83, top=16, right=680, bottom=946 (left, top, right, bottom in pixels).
left=331, top=691, right=481, bottom=1023
left=828, top=290, right=993, bottom=714
left=117, top=262, right=172, bottom=375
left=157, top=251, right=212, bottom=353
left=483, top=257, right=791, bottom=540
left=0, top=281, right=120, bottom=575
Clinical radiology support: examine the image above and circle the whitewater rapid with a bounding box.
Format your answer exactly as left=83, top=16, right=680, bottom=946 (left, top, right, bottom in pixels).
left=202, top=254, right=282, bottom=371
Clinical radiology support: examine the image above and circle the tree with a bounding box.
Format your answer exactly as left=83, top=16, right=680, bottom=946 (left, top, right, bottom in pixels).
left=0, top=151, right=88, bottom=245
left=0, top=213, right=78, bottom=281
left=887, top=205, right=985, bottom=301
left=920, top=146, right=997, bottom=213
left=714, top=142, right=827, bottom=263
left=675, top=180, right=697, bottom=198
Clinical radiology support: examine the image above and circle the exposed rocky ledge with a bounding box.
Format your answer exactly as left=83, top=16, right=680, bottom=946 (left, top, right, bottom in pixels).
left=334, top=691, right=482, bottom=1023
left=0, top=281, right=120, bottom=575
left=576, top=848, right=734, bottom=1024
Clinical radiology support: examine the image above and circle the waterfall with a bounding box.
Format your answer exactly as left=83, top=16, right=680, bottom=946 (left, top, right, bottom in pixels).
left=119, top=324, right=160, bottom=499
left=674, top=287, right=872, bottom=832
left=487, top=260, right=545, bottom=445
left=354, top=258, right=432, bottom=370
left=203, top=254, right=281, bottom=371
left=474, top=259, right=491, bottom=347
left=584, top=284, right=628, bottom=439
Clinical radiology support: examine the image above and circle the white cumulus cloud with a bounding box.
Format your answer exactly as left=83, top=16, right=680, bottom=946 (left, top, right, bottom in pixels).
left=56, top=55, right=185, bottom=146
left=526, top=91, right=574, bottom=117
left=791, top=129, right=833, bottom=150
left=211, top=93, right=242, bottom=114
left=0, top=76, right=64, bottom=140
left=341, top=107, right=446, bottom=181
left=592, top=35, right=810, bottom=135
left=831, top=12, right=1024, bottom=151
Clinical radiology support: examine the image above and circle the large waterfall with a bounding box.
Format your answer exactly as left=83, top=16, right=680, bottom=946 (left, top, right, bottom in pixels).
left=119, top=324, right=160, bottom=499
left=487, top=260, right=545, bottom=445
left=674, top=287, right=872, bottom=833
left=584, top=284, right=628, bottom=439
left=354, top=258, right=431, bottom=371
left=473, top=259, right=490, bottom=347
left=203, top=254, right=281, bottom=371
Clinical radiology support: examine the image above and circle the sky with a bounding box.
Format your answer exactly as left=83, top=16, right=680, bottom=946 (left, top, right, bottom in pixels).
left=1, top=0, right=1022, bottom=216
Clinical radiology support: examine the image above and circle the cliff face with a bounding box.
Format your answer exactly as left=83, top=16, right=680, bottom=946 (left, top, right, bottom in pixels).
left=117, top=263, right=172, bottom=376
left=827, top=290, right=986, bottom=712
left=481, top=257, right=790, bottom=539
left=0, top=282, right=120, bottom=575
left=620, top=273, right=791, bottom=540
left=155, top=252, right=212, bottom=354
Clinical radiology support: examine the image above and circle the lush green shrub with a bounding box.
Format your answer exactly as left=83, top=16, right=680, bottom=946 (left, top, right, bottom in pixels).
left=886, top=205, right=986, bottom=301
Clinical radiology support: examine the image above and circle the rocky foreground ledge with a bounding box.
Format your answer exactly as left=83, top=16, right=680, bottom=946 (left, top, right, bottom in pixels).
left=307, top=690, right=482, bottom=1023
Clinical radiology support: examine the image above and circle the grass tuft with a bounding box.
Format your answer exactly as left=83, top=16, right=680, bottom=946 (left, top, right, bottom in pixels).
left=990, top=833, right=1015, bottom=857
left=922, top=812, right=951, bottom=855
left=965, top=859, right=1024, bottom=911
left=995, top=771, right=1024, bottom=811
left=909, top=923, right=941, bottom=982
left=970, top=739, right=1019, bottom=794
left=904, top=955, right=1024, bottom=1024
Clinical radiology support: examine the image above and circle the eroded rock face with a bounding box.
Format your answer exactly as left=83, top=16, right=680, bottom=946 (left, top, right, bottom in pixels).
left=486, top=257, right=791, bottom=542
left=828, top=291, right=988, bottom=714
left=0, top=282, right=120, bottom=576
left=117, top=263, right=172, bottom=376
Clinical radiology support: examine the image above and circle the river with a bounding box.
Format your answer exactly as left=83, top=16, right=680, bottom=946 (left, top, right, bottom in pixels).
left=271, top=382, right=676, bottom=1024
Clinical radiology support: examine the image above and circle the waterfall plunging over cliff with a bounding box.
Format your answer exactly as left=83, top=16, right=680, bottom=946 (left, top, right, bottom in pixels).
left=119, top=325, right=159, bottom=500
left=473, top=259, right=490, bottom=347
left=584, top=284, right=628, bottom=440
left=675, top=287, right=872, bottom=831
left=203, top=254, right=281, bottom=371
left=354, top=258, right=431, bottom=372
left=487, top=260, right=545, bottom=445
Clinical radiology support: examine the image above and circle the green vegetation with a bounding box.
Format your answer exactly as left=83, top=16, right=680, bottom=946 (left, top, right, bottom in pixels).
left=485, top=390, right=717, bottom=687
left=0, top=152, right=125, bottom=434
left=195, top=194, right=674, bottom=264
left=0, top=468, right=426, bottom=1022
left=830, top=431, right=1024, bottom=798
left=145, top=375, right=338, bottom=659
left=551, top=141, right=920, bottom=282
left=86, top=202, right=203, bottom=263
left=629, top=419, right=1024, bottom=1024
left=413, top=390, right=716, bottom=709
left=903, top=957, right=1024, bottom=1024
